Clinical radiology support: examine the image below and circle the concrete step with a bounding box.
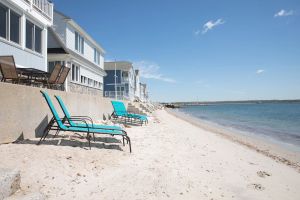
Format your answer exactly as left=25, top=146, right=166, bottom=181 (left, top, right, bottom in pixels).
left=127, top=104, right=147, bottom=115
left=4, top=192, right=45, bottom=200
left=0, top=168, right=21, bottom=200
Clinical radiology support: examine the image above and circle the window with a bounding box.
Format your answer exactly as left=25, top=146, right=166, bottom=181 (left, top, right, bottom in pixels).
left=71, top=64, right=80, bottom=82
left=81, top=75, right=87, bottom=84
left=75, top=31, right=84, bottom=54
left=94, top=48, right=100, bottom=64
left=99, top=82, right=103, bottom=90
left=9, top=11, right=20, bottom=44
left=35, top=26, right=42, bottom=53
left=0, top=3, right=7, bottom=39
left=0, top=3, right=20, bottom=44
left=48, top=61, right=65, bottom=73
left=94, top=80, right=98, bottom=87
left=26, top=19, right=42, bottom=53
left=26, top=20, right=33, bottom=49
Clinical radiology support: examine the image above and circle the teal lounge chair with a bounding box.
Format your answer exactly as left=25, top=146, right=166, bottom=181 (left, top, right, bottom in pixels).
left=38, top=91, right=131, bottom=152
left=55, top=95, right=123, bottom=131
left=111, top=100, right=148, bottom=126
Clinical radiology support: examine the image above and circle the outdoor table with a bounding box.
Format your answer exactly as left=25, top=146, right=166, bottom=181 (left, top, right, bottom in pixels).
left=16, top=68, right=50, bottom=86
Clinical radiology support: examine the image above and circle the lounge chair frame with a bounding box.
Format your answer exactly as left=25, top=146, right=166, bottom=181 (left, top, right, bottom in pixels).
left=38, top=91, right=131, bottom=152
left=111, top=101, right=148, bottom=126
left=54, top=95, right=124, bottom=132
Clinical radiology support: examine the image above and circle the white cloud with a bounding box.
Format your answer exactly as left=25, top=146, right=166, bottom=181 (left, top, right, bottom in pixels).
left=274, top=9, right=294, bottom=17
left=202, top=18, right=225, bottom=34
left=133, top=61, right=176, bottom=83
left=256, top=69, right=265, bottom=74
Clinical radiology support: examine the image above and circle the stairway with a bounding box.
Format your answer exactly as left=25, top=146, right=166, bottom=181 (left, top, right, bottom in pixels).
left=127, top=103, right=147, bottom=115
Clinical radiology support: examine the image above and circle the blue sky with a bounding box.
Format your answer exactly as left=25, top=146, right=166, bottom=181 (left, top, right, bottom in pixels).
left=53, top=0, right=300, bottom=102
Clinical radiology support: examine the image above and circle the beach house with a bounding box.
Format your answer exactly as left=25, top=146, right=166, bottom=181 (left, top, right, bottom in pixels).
left=140, top=83, right=148, bottom=102
left=134, top=69, right=141, bottom=100
left=47, top=10, right=106, bottom=95
left=0, top=0, right=53, bottom=70
left=103, top=61, right=136, bottom=100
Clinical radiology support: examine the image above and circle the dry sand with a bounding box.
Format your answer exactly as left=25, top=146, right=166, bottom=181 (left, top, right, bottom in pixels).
left=1, top=109, right=300, bottom=199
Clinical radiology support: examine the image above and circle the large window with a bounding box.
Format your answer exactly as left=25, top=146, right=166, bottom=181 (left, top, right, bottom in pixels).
left=81, top=75, right=87, bottom=84
left=26, top=19, right=42, bottom=53
left=0, top=3, right=20, bottom=44
left=94, top=48, right=100, bottom=64
left=10, top=11, right=20, bottom=44
left=35, top=26, right=42, bottom=53
left=75, top=31, right=84, bottom=54
left=71, top=64, right=80, bottom=82
left=26, top=20, right=33, bottom=49
left=0, top=4, right=7, bottom=39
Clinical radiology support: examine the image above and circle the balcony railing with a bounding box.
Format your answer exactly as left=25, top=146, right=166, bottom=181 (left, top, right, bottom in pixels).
left=104, top=91, right=129, bottom=100
left=121, top=77, right=129, bottom=83
left=26, top=0, right=53, bottom=20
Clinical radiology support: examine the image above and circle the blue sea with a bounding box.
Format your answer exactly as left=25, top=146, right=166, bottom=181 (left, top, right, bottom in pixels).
left=177, top=103, right=300, bottom=150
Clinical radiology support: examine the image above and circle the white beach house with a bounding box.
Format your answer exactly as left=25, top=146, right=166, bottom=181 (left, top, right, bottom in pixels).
left=47, top=10, right=106, bottom=95
left=0, top=0, right=53, bottom=70
left=134, top=69, right=141, bottom=100
left=140, top=83, right=148, bottom=102
left=103, top=61, right=136, bottom=101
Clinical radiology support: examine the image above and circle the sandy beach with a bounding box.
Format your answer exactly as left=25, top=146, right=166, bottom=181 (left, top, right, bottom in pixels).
left=1, top=109, right=300, bottom=200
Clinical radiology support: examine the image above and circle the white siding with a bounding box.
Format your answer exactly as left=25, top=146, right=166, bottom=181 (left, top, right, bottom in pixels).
left=85, top=40, right=94, bottom=63
left=80, top=67, right=103, bottom=83
left=0, top=39, right=46, bottom=71
left=65, top=24, right=75, bottom=50
left=64, top=23, right=103, bottom=69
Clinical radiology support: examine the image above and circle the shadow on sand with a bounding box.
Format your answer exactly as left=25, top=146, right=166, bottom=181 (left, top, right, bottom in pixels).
left=15, top=133, right=124, bottom=151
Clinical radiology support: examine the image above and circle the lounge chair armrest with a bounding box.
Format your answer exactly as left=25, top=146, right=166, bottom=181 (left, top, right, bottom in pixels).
left=70, top=115, right=94, bottom=123
left=67, top=117, right=92, bottom=128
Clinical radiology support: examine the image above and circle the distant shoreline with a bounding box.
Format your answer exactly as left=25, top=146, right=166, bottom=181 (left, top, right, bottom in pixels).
left=166, top=108, right=300, bottom=172
left=162, top=99, right=300, bottom=107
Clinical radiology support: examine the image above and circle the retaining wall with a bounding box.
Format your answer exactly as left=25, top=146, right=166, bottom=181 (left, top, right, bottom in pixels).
left=0, top=82, right=125, bottom=143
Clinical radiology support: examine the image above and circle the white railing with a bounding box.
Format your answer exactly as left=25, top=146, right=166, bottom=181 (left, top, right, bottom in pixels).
left=31, top=0, right=53, bottom=19
left=121, top=77, right=129, bottom=83
left=104, top=91, right=129, bottom=100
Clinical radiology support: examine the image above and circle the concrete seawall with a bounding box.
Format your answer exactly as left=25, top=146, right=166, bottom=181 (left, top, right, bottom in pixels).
left=0, top=82, right=125, bottom=144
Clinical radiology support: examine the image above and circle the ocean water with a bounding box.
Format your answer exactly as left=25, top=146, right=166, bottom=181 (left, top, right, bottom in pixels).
left=177, top=103, right=300, bottom=150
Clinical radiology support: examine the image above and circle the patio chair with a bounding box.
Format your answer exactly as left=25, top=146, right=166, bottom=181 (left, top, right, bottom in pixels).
left=54, top=95, right=124, bottom=131
left=54, top=66, right=70, bottom=90
left=0, top=55, right=28, bottom=84
left=111, top=100, right=148, bottom=126
left=38, top=91, right=131, bottom=152
left=36, top=63, right=62, bottom=88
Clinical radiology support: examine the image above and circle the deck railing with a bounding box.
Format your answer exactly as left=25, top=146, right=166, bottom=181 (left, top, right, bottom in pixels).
left=25, top=0, right=53, bottom=20
left=104, top=91, right=129, bottom=100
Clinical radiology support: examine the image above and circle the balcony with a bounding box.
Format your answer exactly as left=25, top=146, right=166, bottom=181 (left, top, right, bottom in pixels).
left=121, top=77, right=129, bottom=83
left=26, top=0, right=53, bottom=20
left=104, top=91, right=129, bottom=100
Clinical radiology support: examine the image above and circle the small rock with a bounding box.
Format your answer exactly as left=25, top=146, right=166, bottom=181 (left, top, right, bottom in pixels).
left=257, top=171, right=271, bottom=178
